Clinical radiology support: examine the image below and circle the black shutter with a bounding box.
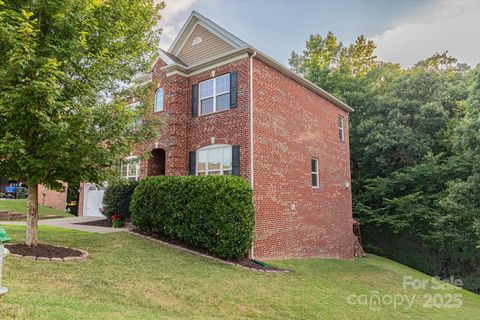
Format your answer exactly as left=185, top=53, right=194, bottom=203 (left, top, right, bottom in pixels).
left=192, top=84, right=199, bottom=117
left=188, top=151, right=196, bottom=175
left=230, top=71, right=238, bottom=108
left=232, top=145, right=240, bottom=176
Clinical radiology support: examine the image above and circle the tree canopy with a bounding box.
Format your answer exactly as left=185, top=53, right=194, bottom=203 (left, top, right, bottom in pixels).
left=291, top=33, right=480, bottom=292
left=0, top=0, right=164, bottom=245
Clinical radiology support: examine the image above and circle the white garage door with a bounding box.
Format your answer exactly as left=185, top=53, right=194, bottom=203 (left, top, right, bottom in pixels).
left=83, top=183, right=106, bottom=217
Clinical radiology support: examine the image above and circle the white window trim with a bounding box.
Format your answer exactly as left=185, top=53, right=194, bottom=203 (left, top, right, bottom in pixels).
left=311, top=158, right=319, bottom=188
left=199, top=74, right=230, bottom=115
left=338, top=116, right=345, bottom=141
left=154, top=88, right=164, bottom=112
left=196, top=144, right=232, bottom=176
left=120, top=156, right=140, bottom=181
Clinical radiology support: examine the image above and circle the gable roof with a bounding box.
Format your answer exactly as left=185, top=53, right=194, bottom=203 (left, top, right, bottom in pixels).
left=160, top=11, right=353, bottom=113
left=169, top=11, right=248, bottom=55
left=159, top=49, right=187, bottom=67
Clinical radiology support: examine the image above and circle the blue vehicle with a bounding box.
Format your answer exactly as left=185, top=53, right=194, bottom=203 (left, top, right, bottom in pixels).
left=2, top=185, right=27, bottom=199
left=4, top=187, right=17, bottom=194
left=3, top=186, right=17, bottom=199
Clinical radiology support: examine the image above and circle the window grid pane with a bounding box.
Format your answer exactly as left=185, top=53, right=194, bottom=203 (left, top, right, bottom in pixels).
left=216, top=74, right=230, bottom=94
left=216, top=93, right=230, bottom=111
left=312, top=174, right=318, bottom=187
left=155, top=89, right=164, bottom=112
left=200, top=97, right=214, bottom=114
left=311, top=159, right=318, bottom=173
left=199, top=79, right=213, bottom=98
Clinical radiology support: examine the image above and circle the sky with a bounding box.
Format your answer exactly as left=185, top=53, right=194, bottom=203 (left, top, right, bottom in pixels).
left=157, top=0, right=480, bottom=68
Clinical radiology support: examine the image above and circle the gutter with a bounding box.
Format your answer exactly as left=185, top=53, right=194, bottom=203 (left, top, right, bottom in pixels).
left=249, top=50, right=257, bottom=259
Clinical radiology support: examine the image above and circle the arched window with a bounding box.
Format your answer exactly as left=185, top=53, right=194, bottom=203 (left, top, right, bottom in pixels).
left=154, top=88, right=164, bottom=112
left=196, top=144, right=232, bottom=176
left=118, top=156, right=140, bottom=181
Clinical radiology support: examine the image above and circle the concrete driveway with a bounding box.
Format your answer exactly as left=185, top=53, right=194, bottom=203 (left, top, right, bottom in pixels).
left=0, top=216, right=131, bottom=234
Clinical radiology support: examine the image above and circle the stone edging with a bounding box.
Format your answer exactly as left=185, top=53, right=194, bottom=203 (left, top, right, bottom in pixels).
left=126, top=231, right=289, bottom=274
left=9, top=247, right=89, bottom=262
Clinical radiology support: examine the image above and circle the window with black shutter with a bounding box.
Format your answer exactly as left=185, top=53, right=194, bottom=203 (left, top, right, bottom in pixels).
left=194, top=72, right=238, bottom=116
left=191, top=84, right=199, bottom=117
left=194, top=144, right=240, bottom=176
left=230, top=71, right=237, bottom=108
left=232, top=145, right=240, bottom=176
left=188, top=151, right=196, bottom=175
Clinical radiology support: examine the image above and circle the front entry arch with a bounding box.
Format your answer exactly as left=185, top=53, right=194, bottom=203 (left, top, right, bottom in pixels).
left=148, top=148, right=166, bottom=176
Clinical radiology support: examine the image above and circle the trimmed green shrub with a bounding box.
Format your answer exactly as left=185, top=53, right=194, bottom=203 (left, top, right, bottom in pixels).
left=103, top=180, right=139, bottom=221
left=130, top=176, right=255, bottom=259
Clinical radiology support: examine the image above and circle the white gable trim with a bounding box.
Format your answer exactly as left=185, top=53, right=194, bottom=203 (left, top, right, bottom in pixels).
left=149, top=50, right=186, bottom=71
left=157, top=50, right=175, bottom=65
left=160, top=48, right=248, bottom=77
left=169, top=11, right=247, bottom=56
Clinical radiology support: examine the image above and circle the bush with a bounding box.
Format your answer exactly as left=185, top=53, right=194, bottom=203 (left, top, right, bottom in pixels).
left=130, top=176, right=255, bottom=259
left=111, top=214, right=125, bottom=228
left=103, top=180, right=139, bottom=221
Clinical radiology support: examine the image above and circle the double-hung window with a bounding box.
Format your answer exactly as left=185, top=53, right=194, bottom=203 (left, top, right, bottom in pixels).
left=311, top=158, right=319, bottom=188
left=197, top=145, right=232, bottom=176
left=199, top=74, right=230, bottom=115
left=338, top=116, right=345, bottom=141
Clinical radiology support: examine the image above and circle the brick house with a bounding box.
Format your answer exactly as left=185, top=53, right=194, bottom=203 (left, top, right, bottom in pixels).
left=79, top=11, right=354, bottom=259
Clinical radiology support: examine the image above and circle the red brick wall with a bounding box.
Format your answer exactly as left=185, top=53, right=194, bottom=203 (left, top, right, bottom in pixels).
left=38, top=184, right=67, bottom=212
left=134, top=55, right=353, bottom=260
left=137, top=57, right=251, bottom=180
left=135, top=58, right=190, bottom=177
left=251, top=58, right=354, bottom=259
left=186, top=58, right=251, bottom=180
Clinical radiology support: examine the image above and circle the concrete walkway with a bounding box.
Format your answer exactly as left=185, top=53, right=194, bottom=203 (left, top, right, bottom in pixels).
left=0, top=216, right=131, bottom=234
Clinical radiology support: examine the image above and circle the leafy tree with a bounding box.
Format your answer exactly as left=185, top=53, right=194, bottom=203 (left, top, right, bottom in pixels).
left=439, top=66, right=480, bottom=249
left=0, top=0, right=163, bottom=246
left=290, top=32, right=480, bottom=291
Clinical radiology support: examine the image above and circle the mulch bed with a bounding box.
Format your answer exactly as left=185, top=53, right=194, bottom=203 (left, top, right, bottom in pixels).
left=130, top=229, right=289, bottom=273
left=6, top=244, right=87, bottom=261
left=73, top=219, right=112, bottom=227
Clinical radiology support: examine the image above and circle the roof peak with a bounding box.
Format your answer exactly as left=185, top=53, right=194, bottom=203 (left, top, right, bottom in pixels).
left=168, top=11, right=248, bottom=56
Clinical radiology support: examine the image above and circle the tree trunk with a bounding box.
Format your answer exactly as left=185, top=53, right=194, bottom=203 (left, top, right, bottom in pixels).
left=26, top=184, right=39, bottom=247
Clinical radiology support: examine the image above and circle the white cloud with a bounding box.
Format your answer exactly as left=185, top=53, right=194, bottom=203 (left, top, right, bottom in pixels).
left=372, top=0, right=480, bottom=67
left=156, top=0, right=198, bottom=49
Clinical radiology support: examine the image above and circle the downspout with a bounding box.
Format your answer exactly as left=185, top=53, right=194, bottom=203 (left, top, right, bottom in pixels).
left=249, top=50, right=257, bottom=258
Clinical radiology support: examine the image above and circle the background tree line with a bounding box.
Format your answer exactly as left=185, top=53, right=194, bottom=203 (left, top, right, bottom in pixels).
left=290, top=33, right=480, bottom=292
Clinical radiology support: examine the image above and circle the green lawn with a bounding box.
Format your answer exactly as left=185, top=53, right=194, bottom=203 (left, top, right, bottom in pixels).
left=1, top=225, right=479, bottom=320
left=0, top=199, right=73, bottom=218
